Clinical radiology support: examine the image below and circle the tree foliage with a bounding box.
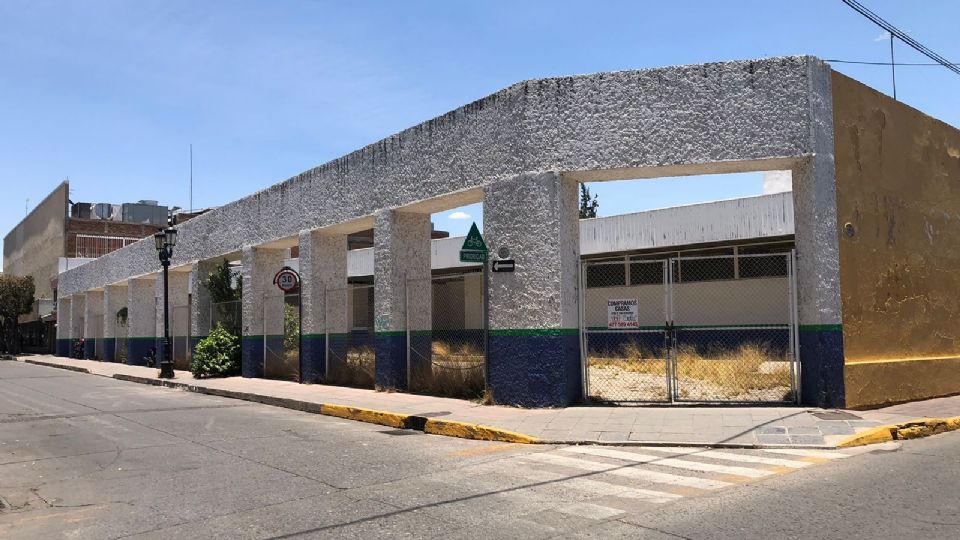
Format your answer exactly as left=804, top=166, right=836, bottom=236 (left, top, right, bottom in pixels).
left=579, top=183, right=599, bottom=219
left=190, top=323, right=240, bottom=378
left=283, top=303, right=300, bottom=351
left=0, top=275, right=35, bottom=354
left=205, top=259, right=242, bottom=303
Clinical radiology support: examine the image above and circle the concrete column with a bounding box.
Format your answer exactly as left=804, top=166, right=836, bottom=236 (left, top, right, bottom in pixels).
left=189, top=259, right=219, bottom=353
left=373, top=209, right=432, bottom=390
left=103, top=284, right=126, bottom=362
left=69, top=294, right=85, bottom=358
left=56, top=296, right=71, bottom=357
left=483, top=171, right=581, bottom=407
left=298, top=230, right=348, bottom=383
left=83, top=290, right=104, bottom=359
left=241, top=246, right=285, bottom=378
left=127, top=277, right=157, bottom=366
left=155, top=271, right=190, bottom=368
left=792, top=61, right=845, bottom=408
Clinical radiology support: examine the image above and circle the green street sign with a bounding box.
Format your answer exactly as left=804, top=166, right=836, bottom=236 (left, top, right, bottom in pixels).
left=459, top=222, right=488, bottom=263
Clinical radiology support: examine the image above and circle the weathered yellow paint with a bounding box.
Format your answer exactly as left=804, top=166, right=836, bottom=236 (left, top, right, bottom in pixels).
left=832, top=72, right=960, bottom=408
left=423, top=418, right=539, bottom=444
left=318, top=404, right=411, bottom=428
left=837, top=416, right=960, bottom=447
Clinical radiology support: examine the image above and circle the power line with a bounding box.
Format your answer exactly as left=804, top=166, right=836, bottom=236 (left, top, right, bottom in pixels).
left=826, top=59, right=958, bottom=66
left=841, top=0, right=960, bottom=77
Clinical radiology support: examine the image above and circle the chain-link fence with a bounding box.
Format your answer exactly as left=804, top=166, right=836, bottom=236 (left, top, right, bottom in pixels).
left=672, top=252, right=796, bottom=402
left=89, top=308, right=104, bottom=360
left=324, top=284, right=375, bottom=388
left=263, top=293, right=300, bottom=382
left=581, top=259, right=671, bottom=402
left=114, top=312, right=128, bottom=363
left=171, top=304, right=191, bottom=371
left=211, top=300, right=242, bottom=337
left=407, top=273, right=486, bottom=399
left=581, top=251, right=798, bottom=404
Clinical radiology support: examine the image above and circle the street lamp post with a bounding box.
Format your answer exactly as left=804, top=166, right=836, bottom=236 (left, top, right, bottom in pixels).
left=154, top=217, right=178, bottom=379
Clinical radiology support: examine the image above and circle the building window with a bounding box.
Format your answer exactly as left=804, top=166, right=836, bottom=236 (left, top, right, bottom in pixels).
left=74, top=235, right=140, bottom=258
left=586, top=262, right=626, bottom=288
left=675, top=248, right=735, bottom=283
left=737, top=243, right=791, bottom=278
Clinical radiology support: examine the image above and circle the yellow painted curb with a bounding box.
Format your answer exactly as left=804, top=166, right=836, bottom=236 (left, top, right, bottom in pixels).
left=423, top=418, right=540, bottom=444
left=319, top=404, right=413, bottom=429
left=837, top=416, right=960, bottom=447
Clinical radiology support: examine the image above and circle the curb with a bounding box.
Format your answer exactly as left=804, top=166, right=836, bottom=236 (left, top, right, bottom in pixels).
left=106, top=372, right=541, bottom=444
left=24, top=358, right=92, bottom=374
left=837, top=417, right=960, bottom=447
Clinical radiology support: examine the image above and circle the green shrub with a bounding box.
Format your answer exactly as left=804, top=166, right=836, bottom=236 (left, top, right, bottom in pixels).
left=191, top=323, right=240, bottom=378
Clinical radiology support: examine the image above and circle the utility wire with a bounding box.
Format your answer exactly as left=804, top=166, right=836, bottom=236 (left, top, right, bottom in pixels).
left=826, top=59, right=959, bottom=66
left=841, top=0, right=960, bottom=77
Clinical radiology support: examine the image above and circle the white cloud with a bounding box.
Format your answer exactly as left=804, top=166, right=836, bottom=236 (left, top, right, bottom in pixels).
left=874, top=31, right=891, bottom=42
left=448, top=211, right=470, bottom=220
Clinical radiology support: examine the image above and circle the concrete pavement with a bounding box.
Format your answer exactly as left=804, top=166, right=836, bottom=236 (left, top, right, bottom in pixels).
left=4, top=360, right=936, bottom=540
left=19, top=355, right=959, bottom=448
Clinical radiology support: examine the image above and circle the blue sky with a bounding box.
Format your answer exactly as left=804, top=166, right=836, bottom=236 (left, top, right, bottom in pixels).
left=1, top=1, right=958, bottom=242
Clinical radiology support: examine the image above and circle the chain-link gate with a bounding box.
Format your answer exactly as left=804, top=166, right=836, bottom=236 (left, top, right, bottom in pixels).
left=324, top=284, right=375, bottom=388
left=171, top=304, right=191, bottom=371
left=263, top=293, right=300, bottom=382
left=406, top=273, right=486, bottom=399
left=581, top=251, right=798, bottom=404
left=114, top=311, right=128, bottom=363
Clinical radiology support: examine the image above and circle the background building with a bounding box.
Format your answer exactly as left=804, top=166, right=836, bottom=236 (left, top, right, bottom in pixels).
left=2, top=180, right=196, bottom=353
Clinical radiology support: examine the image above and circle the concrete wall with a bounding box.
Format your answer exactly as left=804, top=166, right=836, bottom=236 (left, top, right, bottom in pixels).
left=832, top=73, right=960, bottom=408
left=59, top=56, right=823, bottom=298
left=3, top=181, right=67, bottom=313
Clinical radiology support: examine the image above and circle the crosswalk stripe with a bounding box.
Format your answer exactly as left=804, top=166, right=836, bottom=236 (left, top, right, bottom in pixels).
left=521, top=452, right=732, bottom=490
left=561, top=446, right=773, bottom=478
left=762, top=448, right=848, bottom=459
left=640, top=447, right=812, bottom=468
left=556, top=502, right=625, bottom=519
left=516, top=467, right=682, bottom=503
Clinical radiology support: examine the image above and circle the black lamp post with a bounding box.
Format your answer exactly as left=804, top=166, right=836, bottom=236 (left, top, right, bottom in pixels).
left=154, top=218, right=178, bottom=379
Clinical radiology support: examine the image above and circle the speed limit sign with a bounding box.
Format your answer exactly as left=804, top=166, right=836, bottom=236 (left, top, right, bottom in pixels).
left=273, top=267, right=300, bottom=293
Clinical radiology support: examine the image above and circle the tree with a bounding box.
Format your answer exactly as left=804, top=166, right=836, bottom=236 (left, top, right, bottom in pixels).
left=0, top=275, right=35, bottom=355
left=579, top=183, right=599, bottom=219
left=205, top=259, right=242, bottom=336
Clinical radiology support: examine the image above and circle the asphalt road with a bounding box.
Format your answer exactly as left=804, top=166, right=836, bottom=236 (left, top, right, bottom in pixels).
left=1, top=360, right=958, bottom=539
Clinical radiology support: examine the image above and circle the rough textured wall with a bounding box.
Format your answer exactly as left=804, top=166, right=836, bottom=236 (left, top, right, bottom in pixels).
left=833, top=73, right=960, bottom=407
left=59, top=56, right=824, bottom=297
left=2, top=181, right=67, bottom=305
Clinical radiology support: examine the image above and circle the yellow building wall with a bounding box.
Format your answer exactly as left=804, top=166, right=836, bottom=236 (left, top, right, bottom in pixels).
left=832, top=73, right=960, bottom=408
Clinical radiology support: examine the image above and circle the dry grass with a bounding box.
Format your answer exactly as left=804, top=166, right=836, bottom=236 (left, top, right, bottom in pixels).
left=411, top=341, right=485, bottom=399
left=589, top=341, right=792, bottom=399
left=326, top=345, right=376, bottom=388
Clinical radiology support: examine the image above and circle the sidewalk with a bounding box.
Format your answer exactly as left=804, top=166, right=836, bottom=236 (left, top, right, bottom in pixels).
left=20, top=354, right=955, bottom=449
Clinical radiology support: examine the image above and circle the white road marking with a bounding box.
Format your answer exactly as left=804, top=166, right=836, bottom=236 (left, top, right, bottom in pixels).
left=641, top=447, right=812, bottom=468
left=517, top=467, right=682, bottom=503
left=521, top=452, right=732, bottom=490
left=561, top=446, right=773, bottom=478
left=556, top=502, right=625, bottom=519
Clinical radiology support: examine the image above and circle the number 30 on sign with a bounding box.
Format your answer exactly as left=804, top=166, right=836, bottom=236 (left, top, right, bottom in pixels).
left=274, top=267, right=300, bottom=293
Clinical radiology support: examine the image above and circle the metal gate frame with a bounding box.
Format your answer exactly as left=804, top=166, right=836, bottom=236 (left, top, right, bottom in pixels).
left=580, top=250, right=800, bottom=404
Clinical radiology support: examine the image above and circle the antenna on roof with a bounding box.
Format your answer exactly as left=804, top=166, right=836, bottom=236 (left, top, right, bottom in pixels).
left=189, top=143, right=193, bottom=213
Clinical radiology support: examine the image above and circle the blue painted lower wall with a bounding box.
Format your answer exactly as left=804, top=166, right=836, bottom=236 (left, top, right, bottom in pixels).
left=127, top=338, right=155, bottom=367
left=56, top=339, right=70, bottom=357
left=83, top=339, right=96, bottom=360
left=242, top=336, right=265, bottom=378
left=300, top=335, right=325, bottom=383
left=375, top=333, right=407, bottom=390
left=488, top=330, right=582, bottom=408
left=799, top=326, right=845, bottom=408
left=103, top=339, right=116, bottom=362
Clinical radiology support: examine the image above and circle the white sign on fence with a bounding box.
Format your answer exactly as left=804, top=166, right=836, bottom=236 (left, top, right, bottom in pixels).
left=607, top=299, right=639, bottom=329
